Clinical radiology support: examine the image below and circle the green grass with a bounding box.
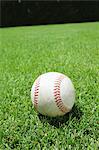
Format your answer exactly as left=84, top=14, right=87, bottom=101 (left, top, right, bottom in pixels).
left=0, top=22, right=99, bottom=149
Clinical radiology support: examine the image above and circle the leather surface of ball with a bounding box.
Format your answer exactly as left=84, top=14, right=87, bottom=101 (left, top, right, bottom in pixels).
left=31, top=72, right=75, bottom=117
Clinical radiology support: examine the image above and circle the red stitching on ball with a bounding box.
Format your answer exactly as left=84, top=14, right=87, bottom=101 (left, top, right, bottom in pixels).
left=54, top=75, right=68, bottom=113
left=34, top=77, right=40, bottom=109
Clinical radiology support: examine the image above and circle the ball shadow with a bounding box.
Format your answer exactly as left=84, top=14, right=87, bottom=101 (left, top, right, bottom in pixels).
left=38, top=104, right=83, bottom=128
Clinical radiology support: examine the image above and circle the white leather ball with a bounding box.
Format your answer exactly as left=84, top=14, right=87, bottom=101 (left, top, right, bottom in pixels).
left=31, top=72, right=75, bottom=117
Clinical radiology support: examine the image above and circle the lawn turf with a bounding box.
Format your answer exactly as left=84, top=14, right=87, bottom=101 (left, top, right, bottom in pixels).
left=0, top=22, right=99, bottom=149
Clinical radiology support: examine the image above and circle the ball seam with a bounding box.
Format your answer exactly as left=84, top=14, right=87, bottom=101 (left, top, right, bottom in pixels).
left=54, top=75, right=69, bottom=113
left=34, top=77, right=40, bottom=110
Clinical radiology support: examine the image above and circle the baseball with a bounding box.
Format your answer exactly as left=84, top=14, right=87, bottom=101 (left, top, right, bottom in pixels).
left=31, top=72, right=75, bottom=117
